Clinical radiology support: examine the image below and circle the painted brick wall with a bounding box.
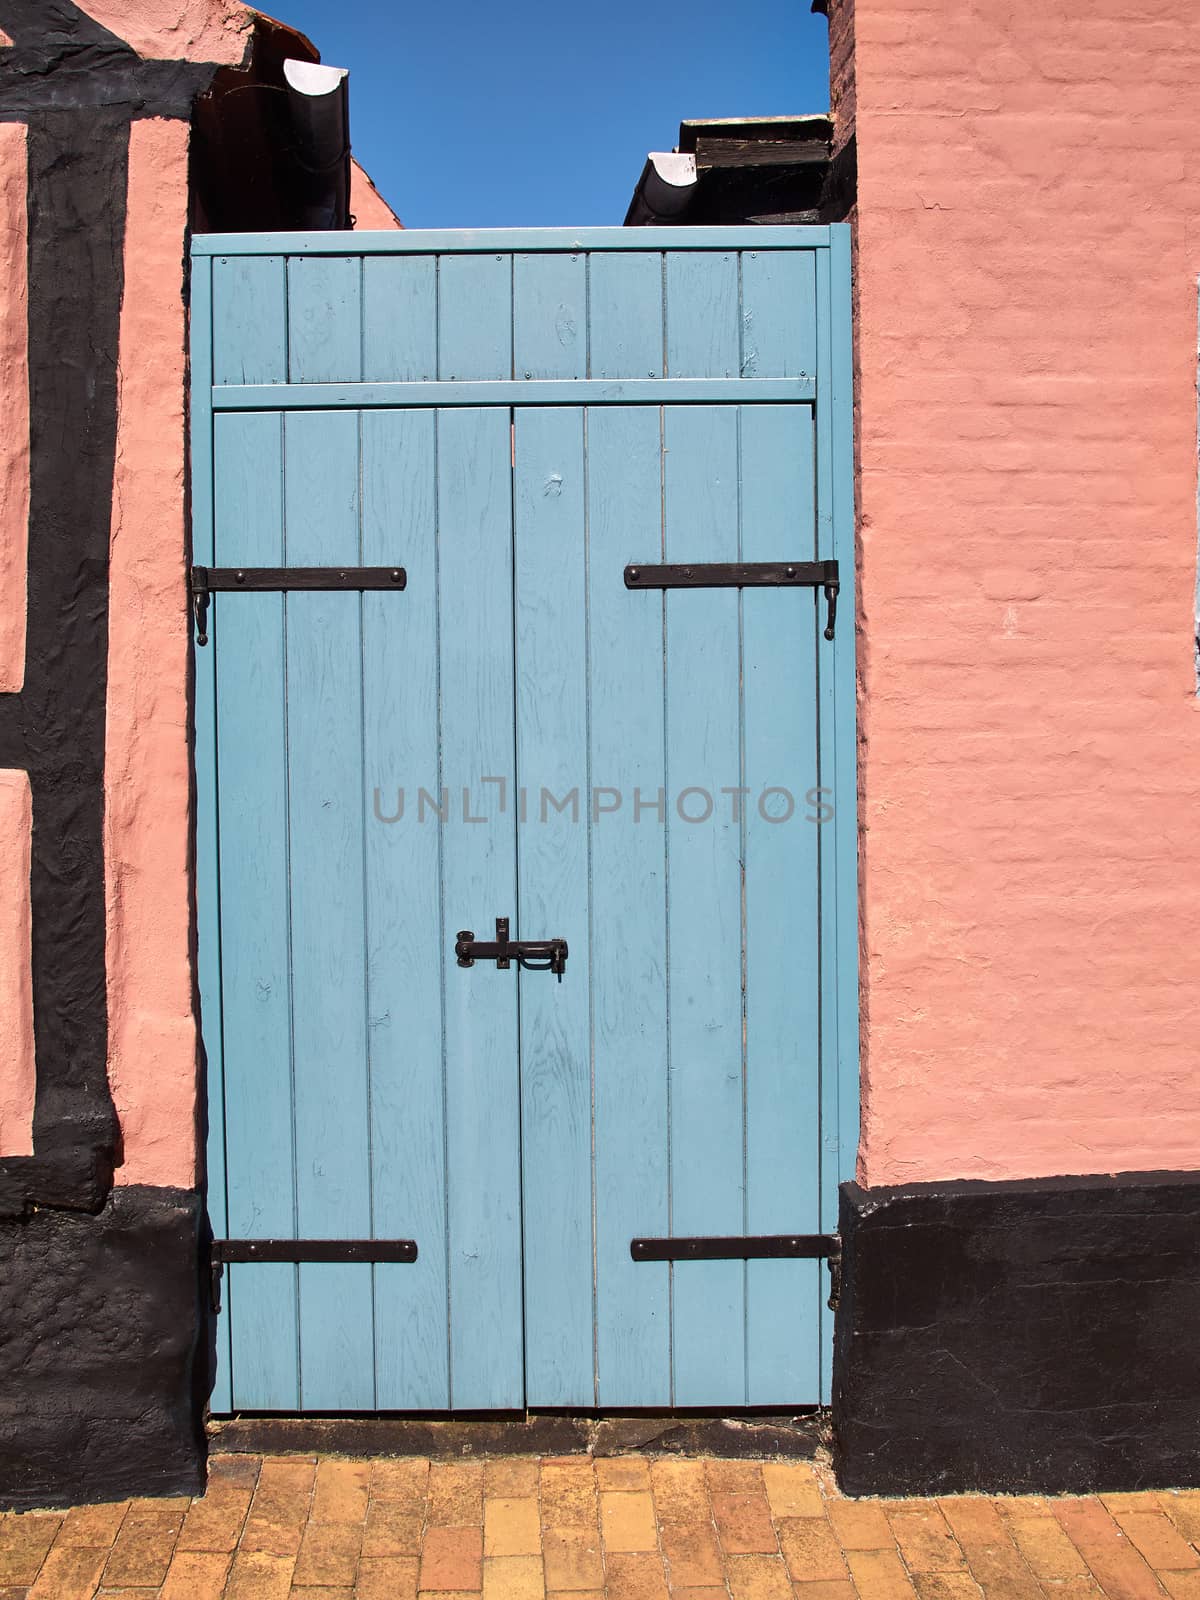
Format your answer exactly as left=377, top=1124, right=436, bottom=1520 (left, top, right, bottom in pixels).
left=842, top=0, right=1200, bottom=1185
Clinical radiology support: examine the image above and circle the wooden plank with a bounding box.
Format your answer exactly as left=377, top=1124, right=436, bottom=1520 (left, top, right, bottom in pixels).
left=588, top=253, right=663, bottom=380
left=211, top=255, right=286, bottom=385
left=740, top=405, right=822, bottom=1404
left=194, top=226, right=834, bottom=256
left=740, top=250, right=818, bottom=379
left=437, top=408, right=523, bottom=1408
left=363, top=256, right=437, bottom=381
left=211, top=410, right=298, bottom=1409
left=282, top=408, right=374, bottom=1409
left=361, top=408, right=450, bottom=1408
left=286, top=255, right=362, bottom=383
left=513, top=253, right=586, bottom=379
left=665, top=252, right=739, bottom=379
left=662, top=404, right=745, bottom=1405
left=212, top=378, right=816, bottom=410
left=513, top=406, right=592, bottom=1404
left=587, top=406, right=671, bottom=1406
left=438, top=254, right=512, bottom=380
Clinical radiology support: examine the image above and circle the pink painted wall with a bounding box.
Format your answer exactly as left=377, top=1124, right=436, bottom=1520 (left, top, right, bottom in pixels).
left=351, top=156, right=403, bottom=230
left=82, top=0, right=253, bottom=63
left=0, top=121, right=28, bottom=696
left=0, top=770, right=35, bottom=1158
left=104, top=117, right=198, bottom=1189
left=841, top=0, right=1200, bottom=1186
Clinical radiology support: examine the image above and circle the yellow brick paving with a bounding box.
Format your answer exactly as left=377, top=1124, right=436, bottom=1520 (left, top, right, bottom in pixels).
left=1, top=1456, right=1199, bottom=1600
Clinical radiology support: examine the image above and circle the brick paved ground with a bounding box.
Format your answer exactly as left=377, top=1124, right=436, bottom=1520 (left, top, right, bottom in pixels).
left=2, top=1455, right=1200, bottom=1600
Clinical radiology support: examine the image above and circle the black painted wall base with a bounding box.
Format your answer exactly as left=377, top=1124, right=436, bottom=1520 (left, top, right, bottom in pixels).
left=834, top=1169, right=1200, bottom=1496
left=0, top=1185, right=205, bottom=1510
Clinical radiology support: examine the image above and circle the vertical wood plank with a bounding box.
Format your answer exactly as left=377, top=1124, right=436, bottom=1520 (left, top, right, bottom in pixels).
left=438, top=407, right=523, bottom=1408
left=362, top=408, right=450, bottom=1407
left=513, top=407, right=592, bottom=1403
left=739, top=250, right=818, bottom=378
left=211, top=410, right=298, bottom=1409
left=665, top=252, right=739, bottom=379
left=513, top=254, right=586, bottom=379
left=287, top=255, right=362, bottom=382
left=438, top=255, right=512, bottom=380
left=588, top=253, right=663, bottom=379
left=741, top=405, right=822, bottom=1403
left=283, top=408, right=374, bottom=1409
left=663, top=404, right=745, bottom=1405
left=587, top=406, right=671, bottom=1405
left=363, top=256, right=437, bottom=381
left=211, top=255, right=286, bottom=385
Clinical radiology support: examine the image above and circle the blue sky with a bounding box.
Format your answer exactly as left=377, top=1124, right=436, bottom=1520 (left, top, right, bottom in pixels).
left=269, top=1, right=831, bottom=228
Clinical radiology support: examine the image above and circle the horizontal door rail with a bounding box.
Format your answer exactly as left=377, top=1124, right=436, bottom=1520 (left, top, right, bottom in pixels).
left=210, top=378, right=817, bottom=412
left=190, top=565, right=407, bottom=645
left=209, top=1237, right=418, bottom=1313
left=194, top=224, right=833, bottom=256
left=630, top=1234, right=837, bottom=1262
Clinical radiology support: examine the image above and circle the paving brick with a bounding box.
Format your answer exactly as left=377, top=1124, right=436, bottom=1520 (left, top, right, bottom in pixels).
left=1160, top=1495, right=1200, bottom=1547
left=483, top=1554, right=546, bottom=1600
left=1103, top=1499, right=1167, bottom=1516
left=1160, top=1576, right=1200, bottom=1600
left=650, top=1461, right=710, bottom=1525
left=1039, top=1580, right=1105, bottom=1600
left=159, top=1547, right=233, bottom=1599
left=176, top=1473, right=255, bottom=1553
left=430, top=1464, right=485, bottom=1528
left=763, top=1464, right=824, bottom=1520
left=242, top=1457, right=315, bottom=1554
left=727, top=1553, right=795, bottom=1600
left=1053, top=1500, right=1168, bottom=1600
left=888, top=1507, right=967, bottom=1573
left=291, top=1589, right=355, bottom=1599
left=706, top=1462, right=765, bottom=1496
left=373, top=1459, right=432, bottom=1504
left=1113, top=1513, right=1200, bottom=1572
left=597, top=1460, right=652, bottom=1492
left=291, top=1519, right=362, bottom=1585
left=540, top=1463, right=598, bottom=1530
left=846, top=1550, right=921, bottom=1600
left=777, top=1517, right=849, bottom=1583
left=1005, top=1514, right=1091, bottom=1581
left=601, top=1492, right=659, bottom=1553
left=661, top=1521, right=725, bottom=1588
left=56, top=1500, right=129, bottom=1548
left=485, top=1497, right=542, bottom=1558
left=541, top=1526, right=603, bottom=1591
left=422, top=1525, right=484, bottom=1590
left=0, top=1514, right=64, bottom=1585
left=712, top=1494, right=778, bottom=1555
left=26, top=1545, right=109, bottom=1600
left=794, top=1582, right=858, bottom=1600
left=224, top=1546, right=296, bottom=1599
left=310, top=1458, right=370, bottom=1524
left=547, top=1589, right=603, bottom=1600
left=940, top=1499, right=1043, bottom=1600
left=207, top=1452, right=262, bottom=1489
left=101, top=1507, right=183, bottom=1587
left=826, top=1500, right=895, bottom=1552
left=604, top=1551, right=671, bottom=1600
left=486, top=1460, right=542, bottom=1498
left=357, top=1553, right=419, bottom=1600
left=363, top=1501, right=426, bottom=1558
left=913, top=1575, right=983, bottom=1600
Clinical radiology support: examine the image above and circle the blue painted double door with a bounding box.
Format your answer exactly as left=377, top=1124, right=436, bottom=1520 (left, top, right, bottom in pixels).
left=195, top=232, right=854, bottom=1413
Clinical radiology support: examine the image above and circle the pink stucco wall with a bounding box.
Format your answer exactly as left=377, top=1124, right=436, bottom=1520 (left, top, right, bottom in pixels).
left=82, top=0, right=253, bottom=63
left=0, top=770, right=34, bottom=1158
left=104, top=117, right=197, bottom=1188
left=0, top=120, right=28, bottom=696
left=844, top=0, right=1200, bottom=1185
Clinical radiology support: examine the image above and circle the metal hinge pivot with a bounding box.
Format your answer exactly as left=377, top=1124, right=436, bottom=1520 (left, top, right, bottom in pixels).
left=631, top=1232, right=842, bottom=1310
left=624, top=559, right=840, bottom=640
left=190, top=565, right=408, bottom=646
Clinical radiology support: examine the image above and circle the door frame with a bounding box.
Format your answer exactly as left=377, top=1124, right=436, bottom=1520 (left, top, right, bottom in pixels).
left=188, top=224, right=859, bottom=1408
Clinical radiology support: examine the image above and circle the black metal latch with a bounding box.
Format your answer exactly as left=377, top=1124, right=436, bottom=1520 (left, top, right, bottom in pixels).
left=190, top=565, right=408, bottom=646
left=630, top=1232, right=843, bottom=1309
left=624, top=559, right=840, bottom=640
left=455, top=917, right=568, bottom=980
left=209, top=1237, right=418, bottom=1313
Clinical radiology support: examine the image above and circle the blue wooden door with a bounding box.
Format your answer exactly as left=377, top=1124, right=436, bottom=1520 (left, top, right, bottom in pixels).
left=193, top=229, right=856, bottom=1413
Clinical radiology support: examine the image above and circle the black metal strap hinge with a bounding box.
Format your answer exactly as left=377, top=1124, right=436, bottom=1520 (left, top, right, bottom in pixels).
left=209, top=1237, right=418, bottom=1313
left=190, top=565, right=407, bottom=646
left=631, top=1233, right=842, bottom=1309
left=624, top=559, right=840, bottom=640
